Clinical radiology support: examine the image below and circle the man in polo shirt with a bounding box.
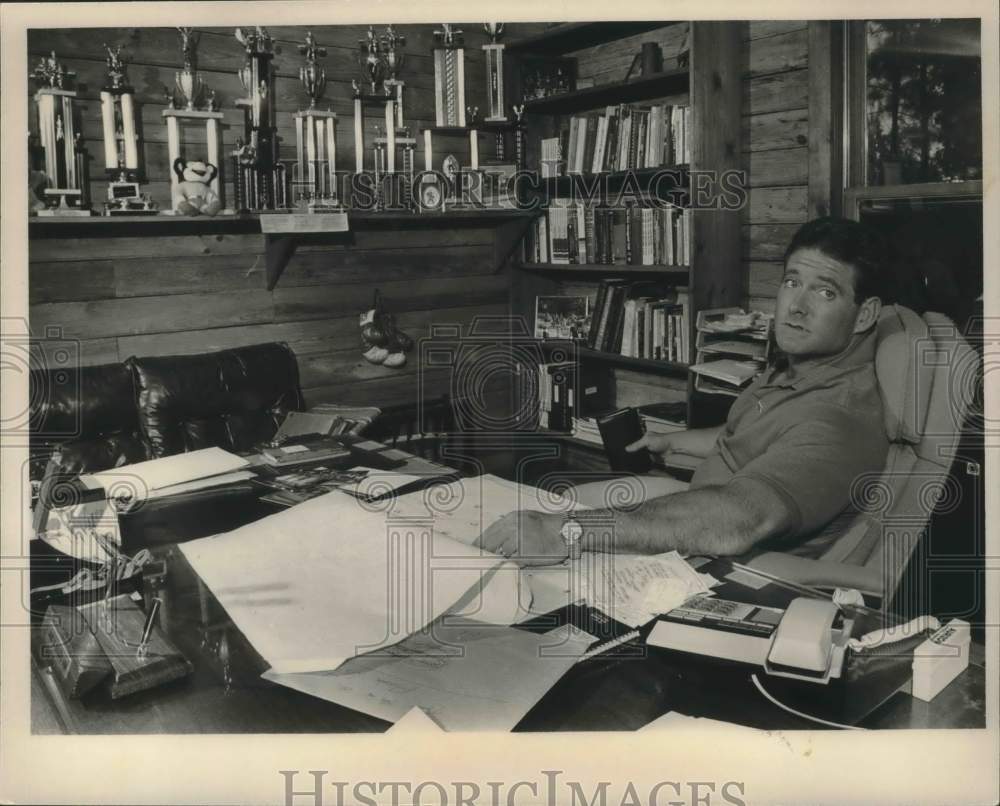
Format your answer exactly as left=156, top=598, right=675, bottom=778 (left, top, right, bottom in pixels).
left=477, top=217, right=890, bottom=564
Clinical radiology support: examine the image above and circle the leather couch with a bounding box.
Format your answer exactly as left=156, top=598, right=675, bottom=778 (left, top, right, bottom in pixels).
left=29, top=342, right=304, bottom=480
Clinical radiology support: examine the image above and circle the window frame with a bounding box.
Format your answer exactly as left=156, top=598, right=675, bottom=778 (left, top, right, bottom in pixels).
left=842, top=19, right=983, bottom=218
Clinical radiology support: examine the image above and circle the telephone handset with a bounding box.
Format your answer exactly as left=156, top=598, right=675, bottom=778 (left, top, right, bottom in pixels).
left=764, top=597, right=854, bottom=684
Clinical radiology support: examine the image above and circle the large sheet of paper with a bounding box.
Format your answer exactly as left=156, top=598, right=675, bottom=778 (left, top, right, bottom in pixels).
left=83, top=447, right=249, bottom=492
left=179, top=490, right=523, bottom=673
left=262, top=618, right=593, bottom=731
left=378, top=473, right=587, bottom=547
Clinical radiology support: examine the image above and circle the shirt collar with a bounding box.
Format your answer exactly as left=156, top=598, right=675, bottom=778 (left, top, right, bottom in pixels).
left=761, top=328, right=877, bottom=390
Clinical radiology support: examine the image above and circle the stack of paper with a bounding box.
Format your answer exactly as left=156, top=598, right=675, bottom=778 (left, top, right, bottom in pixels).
left=80, top=447, right=253, bottom=509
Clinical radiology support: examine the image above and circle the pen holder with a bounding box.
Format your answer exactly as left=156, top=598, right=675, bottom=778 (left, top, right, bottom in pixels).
left=34, top=594, right=191, bottom=700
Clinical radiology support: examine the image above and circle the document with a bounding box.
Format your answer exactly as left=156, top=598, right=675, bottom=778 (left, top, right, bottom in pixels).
left=179, top=490, right=522, bottom=673
left=381, top=474, right=587, bottom=547
left=580, top=551, right=715, bottom=628
left=262, top=618, right=593, bottom=731
left=82, top=447, right=249, bottom=493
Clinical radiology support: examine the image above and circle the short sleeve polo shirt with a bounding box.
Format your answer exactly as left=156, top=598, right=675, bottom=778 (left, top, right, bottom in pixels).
left=690, top=329, right=889, bottom=555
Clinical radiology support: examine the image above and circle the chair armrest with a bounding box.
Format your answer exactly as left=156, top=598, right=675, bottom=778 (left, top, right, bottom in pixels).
left=744, top=551, right=884, bottom=598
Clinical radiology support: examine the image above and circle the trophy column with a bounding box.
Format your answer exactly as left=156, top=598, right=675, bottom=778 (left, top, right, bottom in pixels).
left=233, top=27, right=286, bottom=212
left=294, top=32, right=340, bottom=209
left=32, top=52, right=91, bottom=216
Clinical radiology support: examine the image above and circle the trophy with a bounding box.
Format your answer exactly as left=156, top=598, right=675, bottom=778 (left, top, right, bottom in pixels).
left=293, top=32, right=339, bottom=209
left=162, top=28, right=223, bottom=214
left=31, top=51, right=91, bottom=215
left=512, top=104, right=525, bottom=171
left=352, top=24, right=414, bottom=201
left=483, top=23, right=507, bottom=122
left=98, top=45, right=154, bottom=215
left=174, top=28, right=205, bottom=111
left=232, top=26, right=287, bottom=211
left=382, top=25, right=407, bottom=129
left=432, top=24, right=466, bottom=127
left=358, top=26, right=387, bottom=95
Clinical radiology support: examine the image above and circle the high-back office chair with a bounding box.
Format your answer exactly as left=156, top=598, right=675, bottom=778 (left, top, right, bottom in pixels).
left=747, top=305, right=981, bottom=612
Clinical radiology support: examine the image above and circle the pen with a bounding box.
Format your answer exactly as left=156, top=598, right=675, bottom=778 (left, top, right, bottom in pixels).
left=137, top=597, right=161, bottom=659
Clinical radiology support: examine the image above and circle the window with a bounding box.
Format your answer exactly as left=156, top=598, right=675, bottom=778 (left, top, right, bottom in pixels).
left=843, top=19, right=983, bottom=333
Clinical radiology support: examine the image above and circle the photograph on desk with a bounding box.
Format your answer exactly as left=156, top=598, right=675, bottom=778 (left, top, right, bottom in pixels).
left=1, top=3, right=996, bottom=806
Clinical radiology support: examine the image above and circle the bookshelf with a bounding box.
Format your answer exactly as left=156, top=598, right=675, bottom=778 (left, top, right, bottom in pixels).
left=508, top=22, right=744, bottom=427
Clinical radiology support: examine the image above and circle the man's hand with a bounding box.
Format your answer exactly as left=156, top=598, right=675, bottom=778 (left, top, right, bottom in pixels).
left=626, top=425, right=724, bottom=462
left=476, top=510, right=569, bottom=566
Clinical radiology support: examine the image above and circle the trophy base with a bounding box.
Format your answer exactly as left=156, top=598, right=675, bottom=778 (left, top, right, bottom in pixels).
left=105, top=208, right=160, bottom=217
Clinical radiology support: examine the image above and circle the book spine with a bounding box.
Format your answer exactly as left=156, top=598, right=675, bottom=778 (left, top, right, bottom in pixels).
left=588, top=282, right=608, bottom=348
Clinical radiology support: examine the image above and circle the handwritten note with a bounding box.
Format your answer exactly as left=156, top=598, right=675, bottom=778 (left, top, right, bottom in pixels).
left=581, top=551, right=715, bottom=627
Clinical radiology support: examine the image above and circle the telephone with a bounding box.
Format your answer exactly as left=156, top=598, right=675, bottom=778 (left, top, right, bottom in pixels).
left=764, top=597, right=853, bottom=684
left=647, top=595, right=855, bottom=685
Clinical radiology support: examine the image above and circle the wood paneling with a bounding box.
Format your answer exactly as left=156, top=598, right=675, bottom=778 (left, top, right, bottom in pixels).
left=742, top=148, right=808, bottom=187
left=740, top=24, right=810, bottom=310
left=745, top=28, right=808, bottom=78
left=747, top=186, right=809, bottom=224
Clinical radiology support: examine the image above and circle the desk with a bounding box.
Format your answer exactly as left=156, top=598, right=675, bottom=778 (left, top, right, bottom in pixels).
left=29, top=446, right=986, bottom=734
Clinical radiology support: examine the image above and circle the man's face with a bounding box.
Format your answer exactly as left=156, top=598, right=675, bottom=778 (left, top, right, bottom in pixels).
left=775, top=247, right=869, bottom=359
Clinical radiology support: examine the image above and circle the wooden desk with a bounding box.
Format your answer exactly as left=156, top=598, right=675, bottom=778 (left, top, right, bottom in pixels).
left=29, top=447, right=986, bottom=734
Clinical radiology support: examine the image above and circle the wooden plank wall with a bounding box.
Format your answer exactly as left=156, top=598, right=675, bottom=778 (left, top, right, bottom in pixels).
left=27, top=24, right=545, bottom=410
left=741, top=21, right=810, bottom=313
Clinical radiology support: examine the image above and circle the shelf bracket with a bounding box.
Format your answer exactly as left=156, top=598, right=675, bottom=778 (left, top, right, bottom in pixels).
left=493, top=214, right=537, bottom=273
left=265, top=235, right=298, bottom=290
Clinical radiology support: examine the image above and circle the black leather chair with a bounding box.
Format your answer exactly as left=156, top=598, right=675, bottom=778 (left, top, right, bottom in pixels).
left=28, top=342, right=305, bottom=479
left=28, top=362, right=148, bottom=480
left=129, top=342, right=305, bottom=457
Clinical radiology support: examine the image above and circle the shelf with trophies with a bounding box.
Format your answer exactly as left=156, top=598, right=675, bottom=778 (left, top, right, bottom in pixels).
left=30, top=51, right=91, bottom=216
left=420, top=24, right=523, bottom=212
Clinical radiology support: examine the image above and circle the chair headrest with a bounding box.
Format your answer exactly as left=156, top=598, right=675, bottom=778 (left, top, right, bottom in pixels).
left=874, top=305, right=931, bottom=444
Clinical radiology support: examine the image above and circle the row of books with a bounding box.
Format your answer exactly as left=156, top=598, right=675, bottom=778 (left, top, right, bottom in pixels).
left=524, top=203, right=690, bottom=266
left=539, top=104, right=691, bottom=177
left=588, top=282, right=691, bottom=363
left=537, top=362, right=611, bottom=433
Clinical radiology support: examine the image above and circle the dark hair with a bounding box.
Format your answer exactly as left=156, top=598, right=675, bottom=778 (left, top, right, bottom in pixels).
left=783, top=217, right=887, bottom=303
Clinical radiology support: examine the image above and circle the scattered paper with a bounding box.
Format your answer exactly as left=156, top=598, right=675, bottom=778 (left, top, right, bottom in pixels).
left=387, top=706, right=444, bottom=733
left=340, top=466, right=427, bottom=499
left=639, top=711, right=765, bottom=733
left=263, top=619, right=593, bottom=731
left=83, top=447, right=249, bottom=493
left=38, top=498, right=121, bottom=563
left=378, top=474, right=588, bottom=548
left=179, top=491, right=519, bottom=673
left=581, top=551, right=713, bottom=627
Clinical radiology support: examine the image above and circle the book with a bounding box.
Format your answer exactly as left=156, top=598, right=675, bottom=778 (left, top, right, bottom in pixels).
left=260, top=436, right=352, bottom=467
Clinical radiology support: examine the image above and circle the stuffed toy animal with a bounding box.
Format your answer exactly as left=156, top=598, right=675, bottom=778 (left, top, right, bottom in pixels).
left=172, top=157, right=221, bottom=216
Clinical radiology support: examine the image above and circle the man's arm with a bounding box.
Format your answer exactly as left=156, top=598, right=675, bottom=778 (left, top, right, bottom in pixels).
left=626, top=425, right=724, bottom=462
left=580, top=476, right=795, bottom=556
left=477, top=476, right=797, bottom=564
